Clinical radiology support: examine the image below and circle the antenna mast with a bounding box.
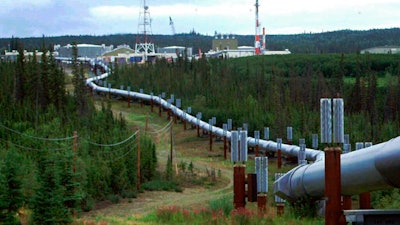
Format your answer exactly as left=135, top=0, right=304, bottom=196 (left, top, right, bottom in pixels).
left=254, top=0, right=261, bottom=55
left=135, top=0, right=155, bottom=56
left=169, top=16, right=176, bottom=35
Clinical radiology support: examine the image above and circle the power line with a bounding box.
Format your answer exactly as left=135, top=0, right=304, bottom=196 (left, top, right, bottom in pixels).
left=82, top=130, right=139, bottom=147
left=0, top=123, right=76, bottom=141
left=0, top=138, right=72, bottom=151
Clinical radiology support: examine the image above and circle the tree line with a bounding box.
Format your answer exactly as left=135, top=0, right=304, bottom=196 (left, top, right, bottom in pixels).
left=0, top=42, right=157, bottom=224
left=1, top=28, right=400, bottom=54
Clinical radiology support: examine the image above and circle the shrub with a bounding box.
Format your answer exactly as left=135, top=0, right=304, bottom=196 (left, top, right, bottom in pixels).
left=141, top=179, right=181, bottom=192
left=107, top=194, right=120, bottom=204
left=230, top=207, right=255, bottom=225
left=208, top=194, right=233, bottom=216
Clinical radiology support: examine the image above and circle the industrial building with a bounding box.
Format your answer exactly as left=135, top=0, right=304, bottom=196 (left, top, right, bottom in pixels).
left=361, top=46, right=400, bottom=54
left=212, top=34, right=238, bottom=51
left=2, top=50, right=56, bottom=61
left=56, top=44, right=113, bottom=58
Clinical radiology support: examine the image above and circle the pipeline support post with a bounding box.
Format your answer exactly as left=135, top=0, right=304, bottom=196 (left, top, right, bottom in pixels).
left=277, top=204, right=284, bottom=216
left=342, top=196, right=352, bottom=210
left=359, top=193, right=371, bottom=209
left=277, top=150, right=282, bottom=169
left=325, top=147, right=343, bottom=225
left=209, top=130, right=213, bottom=151
left=233, top=165, right=246, bottom=209
left=247, top=173, right=257, bottom=202
left=223, top=136, right=227, bottom=160
left=257, top=194, right=267, bottom=216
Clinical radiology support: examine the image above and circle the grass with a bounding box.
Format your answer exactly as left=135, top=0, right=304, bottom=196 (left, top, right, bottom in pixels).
left=343, top=72, right=398, bottom=88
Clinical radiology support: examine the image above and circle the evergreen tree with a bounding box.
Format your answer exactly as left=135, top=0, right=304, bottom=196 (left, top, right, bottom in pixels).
left=71, top=42, right=89, bottom=117
left=14, top=41, right=26, bottom=104
left=58, top=152, right=81, bottom=218
left=31, top=154, right=71, bottom=225
left=0, top=149, right=24, bottom=225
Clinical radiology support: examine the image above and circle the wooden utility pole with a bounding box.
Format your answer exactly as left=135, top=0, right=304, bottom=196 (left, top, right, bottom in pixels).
left=145, top=113, right=149, bottom=136
left=137, top=131, right=141, bottom=190
left=73, top=131, right=77, bottom=174
left=170, top=120, right=174, bottom=164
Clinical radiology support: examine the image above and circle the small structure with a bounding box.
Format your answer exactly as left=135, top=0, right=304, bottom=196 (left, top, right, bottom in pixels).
left=212, top=34, right=238, bottom=51
left=3, top=50, right=56, bottom=61
left=56, top=44, right=113, bottom=58
left=361, top=46, right=400, bottom=54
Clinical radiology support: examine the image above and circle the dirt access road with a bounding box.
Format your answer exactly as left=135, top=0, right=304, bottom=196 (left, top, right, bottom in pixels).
left=82, top=99, right=235, bottom=219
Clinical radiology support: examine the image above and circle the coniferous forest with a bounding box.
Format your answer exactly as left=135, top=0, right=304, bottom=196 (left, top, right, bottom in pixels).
left=0, top=43, right=157, bottom=224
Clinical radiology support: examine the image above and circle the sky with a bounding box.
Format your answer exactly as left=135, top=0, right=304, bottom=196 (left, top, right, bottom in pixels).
left=1, top=0, right=399, bottom=38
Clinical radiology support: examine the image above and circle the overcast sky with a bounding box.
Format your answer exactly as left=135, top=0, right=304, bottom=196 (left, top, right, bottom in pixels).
left=1, top=0, right=399, bottom=38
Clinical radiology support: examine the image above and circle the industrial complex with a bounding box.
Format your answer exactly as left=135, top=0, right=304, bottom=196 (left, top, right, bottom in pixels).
left=2, top=0, right=291, bottom=63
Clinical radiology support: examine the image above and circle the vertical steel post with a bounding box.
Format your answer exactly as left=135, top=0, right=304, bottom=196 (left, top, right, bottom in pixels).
left=325, top=147, right=342, bottom=225
left=234, top=165, right=246, bottom=209
left=277, top=138, right=282, bottom=169
left=247, top=173, right=257, bottom=202
left=257, top=194, right=267, bottom=215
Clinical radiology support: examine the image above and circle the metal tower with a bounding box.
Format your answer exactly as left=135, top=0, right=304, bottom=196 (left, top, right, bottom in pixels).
left=254, top=0, right=261, bottom=55
left=135, top=0, right=155, bottom=55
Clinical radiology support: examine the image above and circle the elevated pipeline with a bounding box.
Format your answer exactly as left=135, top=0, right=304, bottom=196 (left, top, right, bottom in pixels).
left=87, top=60, right=400, bottom=202
left=274, top=137, right=400, bottom=201
left=86, top=60, right=324, bottom=161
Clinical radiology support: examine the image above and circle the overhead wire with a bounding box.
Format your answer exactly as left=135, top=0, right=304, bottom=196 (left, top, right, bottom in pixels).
left=0, top=138, right=73, bottom=151
left=146, top=119, right=174, bottom=134
left=90, top=136, right=138, bottom=154
left=82, top=130, right=139, bottom=147
left=0, top=123, right=76, bottom=141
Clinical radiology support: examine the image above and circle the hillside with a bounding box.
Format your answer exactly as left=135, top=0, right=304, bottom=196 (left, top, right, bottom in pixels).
left=1, top=28, right=400, bottom=54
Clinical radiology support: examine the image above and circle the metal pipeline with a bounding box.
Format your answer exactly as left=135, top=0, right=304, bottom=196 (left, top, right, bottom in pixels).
left=86, top=60, right=324, bottom=162
left=88, top=60, right=400, bottom=202
left=274, top=137, right=400, bottom=201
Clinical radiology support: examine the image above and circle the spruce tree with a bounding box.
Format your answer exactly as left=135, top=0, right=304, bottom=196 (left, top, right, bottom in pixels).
left=31, top=153, right=71, bottom=225
left=0, top=149, right=24, bottom=225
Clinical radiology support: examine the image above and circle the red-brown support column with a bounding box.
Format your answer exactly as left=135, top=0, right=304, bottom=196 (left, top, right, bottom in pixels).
left=257, top=194, right=267, bottom=216
left=277, top=204, right=284, bottom=217
left=197, top=125, right=200, bottom=137
left=183, top=120, right=186, bottom=130
left=342, top=196, right=352, bottom=210
left=277, top=149, right=282, bottom=169
left=127, top=95, right=131, bottom=108
left=359, top=193, right=371, bottom=209
left=233, top=165, right=246, bottom=209
left=209, top=130, right=213, bottom=151
left=255, top=145, right=259, bottom=157
left=158, top=104, right=162, bottom=117
left=150, top=99, right=154, bottom=112
left=247, top=174, right=257, bottom=202
left=223, top=136, right=227, bottom=160
left=325, top=147, right=343, bottom=225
